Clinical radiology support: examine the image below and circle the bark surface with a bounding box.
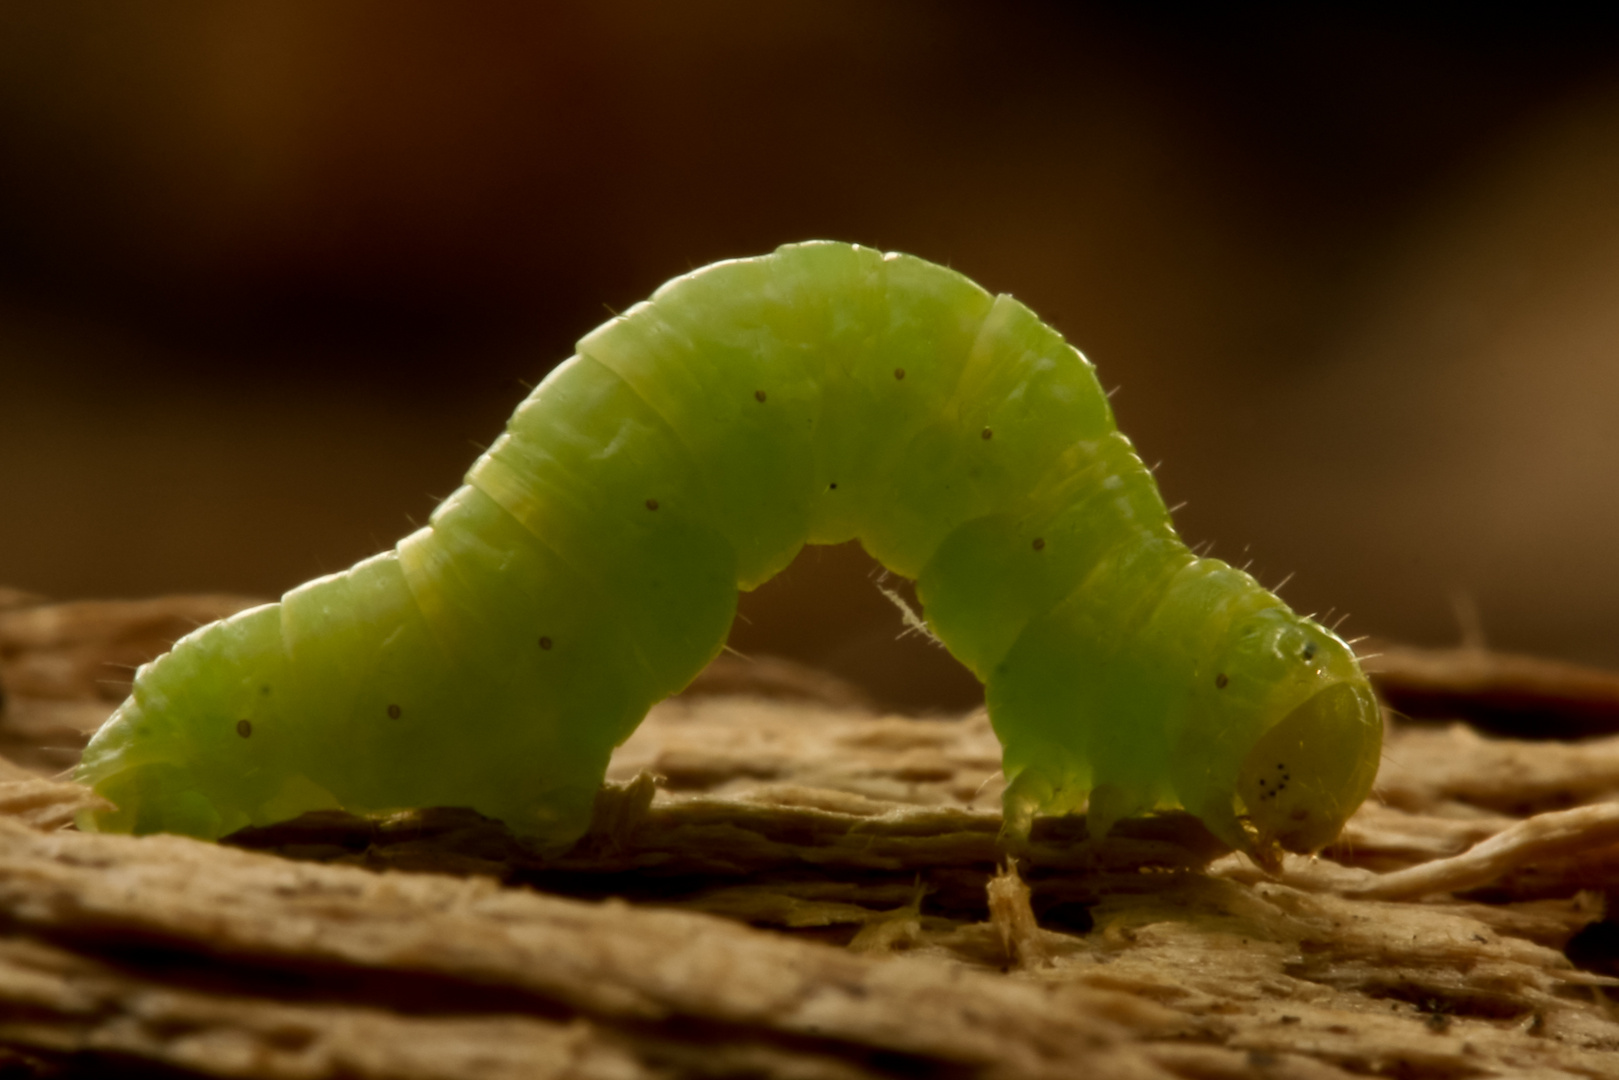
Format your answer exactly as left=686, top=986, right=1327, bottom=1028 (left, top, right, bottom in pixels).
left=3, top=592, right=1618, bottom=1078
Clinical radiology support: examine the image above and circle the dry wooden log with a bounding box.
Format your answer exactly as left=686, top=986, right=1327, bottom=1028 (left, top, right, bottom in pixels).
left=1364, top=639, right=1619, bottom=739
left=6, top=591, right=1619, bottom=1077
left=5, top=701, right=1619, bottom=1077
left=0, top=815, right=1193, bottom=1079
left=0, top=754, right=107, bottom=832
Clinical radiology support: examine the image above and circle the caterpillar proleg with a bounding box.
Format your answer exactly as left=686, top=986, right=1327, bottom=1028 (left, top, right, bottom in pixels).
left=76, top=241, right=1381, bottom=863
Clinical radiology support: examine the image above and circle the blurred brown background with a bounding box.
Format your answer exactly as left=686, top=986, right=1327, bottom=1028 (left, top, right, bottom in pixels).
left=4, top=2, right=1619, bottom=712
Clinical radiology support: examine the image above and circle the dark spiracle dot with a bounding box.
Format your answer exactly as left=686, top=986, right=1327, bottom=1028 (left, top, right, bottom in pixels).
left=894, top=367, right=905, bottom=380
left=235, top=719, right=252, bottom=739
left=387, top=704, right=402, bottom=719
left=1031, top=537, right=1045, bottom=551
left=645, top=498, right=659, bottom=511
left=1302, top=641, right=1318, bottom=661
left=538, top=635, right=553, bottom=650
left=828, top=482, right=838, bottom=490
left=1215, top=673, right=1229, bottom=689
left=754, top=389, right=767, bottom=402
left=259, top=685, right=271, bottom=697
left=981, top=427, right=993, bottom=440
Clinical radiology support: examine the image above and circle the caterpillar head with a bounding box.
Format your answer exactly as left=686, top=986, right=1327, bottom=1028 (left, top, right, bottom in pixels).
left=1224, top=612, right=1382, bottom=865
left=1168, top=604, right=1381, bottom=868
left=1237, top=678, right=1381, bottom=862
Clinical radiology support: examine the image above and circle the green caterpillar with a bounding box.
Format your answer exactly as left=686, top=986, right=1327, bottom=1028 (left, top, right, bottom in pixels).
left=76, top=241, right=1380, bottom=863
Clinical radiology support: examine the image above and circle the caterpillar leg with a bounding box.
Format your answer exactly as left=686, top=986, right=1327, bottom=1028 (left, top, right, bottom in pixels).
left=997, top=750, right=1089, bottom=848
left=1082, top=782, right=1160, bottom=845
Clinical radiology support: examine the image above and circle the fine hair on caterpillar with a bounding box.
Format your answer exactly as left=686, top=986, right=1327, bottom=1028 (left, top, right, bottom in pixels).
left=76, top=241, right=1382, bottom=866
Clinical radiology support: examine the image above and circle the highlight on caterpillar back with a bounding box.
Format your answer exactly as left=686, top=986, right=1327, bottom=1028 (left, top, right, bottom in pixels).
left=75, top=240, right=1382, bottom=864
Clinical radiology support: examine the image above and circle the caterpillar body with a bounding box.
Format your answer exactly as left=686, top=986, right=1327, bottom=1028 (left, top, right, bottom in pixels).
left=77, top=241, right=1380, bottom=863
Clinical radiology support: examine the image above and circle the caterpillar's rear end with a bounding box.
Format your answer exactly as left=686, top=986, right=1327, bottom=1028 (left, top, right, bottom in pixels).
left=78, top=241, right=1380, bottom=862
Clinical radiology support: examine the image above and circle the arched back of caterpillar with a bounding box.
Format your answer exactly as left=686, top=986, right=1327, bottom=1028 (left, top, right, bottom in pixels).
left=76, top=241, right=1381, bottom=864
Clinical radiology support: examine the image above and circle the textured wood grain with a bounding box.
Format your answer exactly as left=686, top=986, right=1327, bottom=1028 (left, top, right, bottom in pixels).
left=4, top=593, right=1619, bottom=1077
